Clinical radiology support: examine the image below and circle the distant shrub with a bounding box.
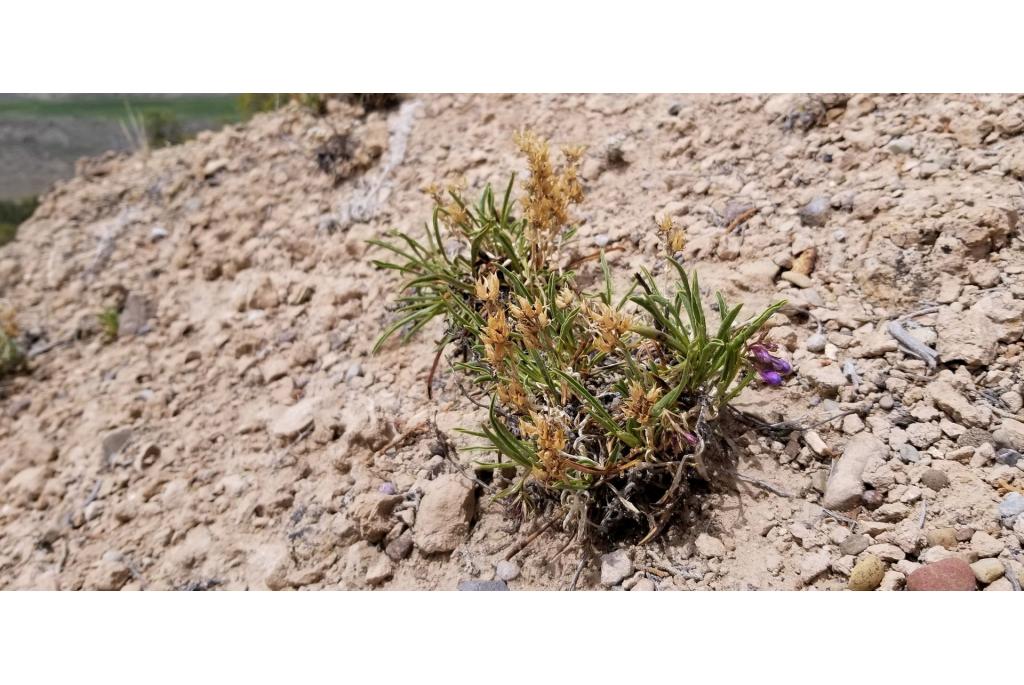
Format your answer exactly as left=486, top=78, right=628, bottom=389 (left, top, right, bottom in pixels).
left=237, top=93, right=288, bottom=117
left=237, top=94, right=400, bottom=119
left=143, top=109, right=185, bottom=148
left=344, top=94, right=401, bottom=112
left=0, top=196, right=39, bottom=246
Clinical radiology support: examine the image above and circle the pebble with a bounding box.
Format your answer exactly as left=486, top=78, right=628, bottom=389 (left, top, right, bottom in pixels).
left=925, top=528, right=958, bottom=550
left=822, top=433, right=880, bottom=510
left=906, top=558, right=977, bottom=591
left=413, top=474, right=476, bottom=554
left=102, top=428, right=134, bottom=462
left=799, top=196, right=831, bottom=227
left=848, top=554, right=885, bottom=590
left=865, top=543, right=905, bottom=562
left=906, top=422, right=941, bottom=449
left=842, top=414, right=865, bottom=435
left=805, top=332, right=827, bottom=353
left=879, top=570, right=905, bottom=591
left=1002, top=391, right=1023, bottom=414
left=495, top=560, right=520, bottom=582
left=780, top=270, right=813, bottom=288
left=349, top=492, right=403, bottom=543
left=384, top=531, right=414, bottom=561
left=800, top=359, right=847, bottom=396
left=898, top=444, right=921, bottom=464
left=694, top=533, right=727, bottom=558
left=861, top=489, right=885, bottom=510
left=920, top=469, right=950, bottom=491
left=457, top=580, right=508, bottom=591
left=344, top=362, right=363, bottom=381
left=600, top=549, right=634, bottom=586
left=803, top=430, right=831, bottom=456
left=969, top=531, right=1004, bottom=558
left=998, top=492, right=1024, bottom=525
left=995, top=448, right=1020, bottom=467
left=631, top=578, right=656, bottom=591
left=799, top=550, right=832, bottom=584
left=839, top=534, right=870, bottom=556
left=886, top=136, right=915, bottom=154
left=268, top=398, right=316, bottom=439
left=970, top=558, right=1005, bottom=584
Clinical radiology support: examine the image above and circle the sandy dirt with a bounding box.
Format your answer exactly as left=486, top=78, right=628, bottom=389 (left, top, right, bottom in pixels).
left=1, top=94, right=1023, bottom=590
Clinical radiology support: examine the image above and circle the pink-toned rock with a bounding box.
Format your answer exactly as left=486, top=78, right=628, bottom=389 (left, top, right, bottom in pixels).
left=906, top=557, right=977, bottom=591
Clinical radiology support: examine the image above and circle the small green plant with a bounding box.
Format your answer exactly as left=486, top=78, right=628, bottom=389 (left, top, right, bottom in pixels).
left=373, top=132, right=788, bottom=543
left=98, top=308, right=120, bottom=343
left=0, top=304, right=26, bottom=377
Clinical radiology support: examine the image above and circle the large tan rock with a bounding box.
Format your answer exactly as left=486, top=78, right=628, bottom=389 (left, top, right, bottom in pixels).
left=413, top=475, right=476, bottom=554
left=822, top=433, right=882, bottom=510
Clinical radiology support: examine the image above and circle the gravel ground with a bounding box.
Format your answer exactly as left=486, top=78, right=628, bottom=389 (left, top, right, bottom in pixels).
left=1, top=93, right=1023, bottom=590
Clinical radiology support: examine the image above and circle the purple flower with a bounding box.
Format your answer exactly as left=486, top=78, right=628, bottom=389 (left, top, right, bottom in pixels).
left=748, top=343, right=773, bottom=365
left=378, top=482, right=397, bottom=495
left=747, top=338, right=792, bottom=386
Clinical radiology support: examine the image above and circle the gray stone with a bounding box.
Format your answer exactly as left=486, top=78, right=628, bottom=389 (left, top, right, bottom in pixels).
left=887, top=136, right=915, bottom=154
left=957, top=427, right=995, bottom=448
left=457, top=579, right=508, bottom=591
left=839, top=534, right=870, bottom=556
left=384, top=530, right=414, bottom=561
left=805, top=332, right=827, bottom=353
left=898, top=444, right=921, bottom=464
left=998, top=492, right=1024, bottom=525
left=600, top=549, right=634, bottom=586
left=102, top=428, right=134, bottom=461
left=495, top=560, right=520, bottom=582
left=799, top=196, right=831, bottom=227
left=119, top=292, right=153, bottom=336
left=995, top=448, right=1021, bottom=467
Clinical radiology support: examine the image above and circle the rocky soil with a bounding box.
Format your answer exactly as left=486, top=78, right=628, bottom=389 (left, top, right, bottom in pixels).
left=1, top=94, right=1023, bottom=590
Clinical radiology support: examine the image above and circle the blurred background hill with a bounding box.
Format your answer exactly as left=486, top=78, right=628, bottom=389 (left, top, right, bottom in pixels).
left=0, top=93, right=265, bottom=244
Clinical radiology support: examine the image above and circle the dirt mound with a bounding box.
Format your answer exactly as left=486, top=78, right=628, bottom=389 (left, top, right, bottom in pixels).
left=1, top=94, right=1023, bottom=590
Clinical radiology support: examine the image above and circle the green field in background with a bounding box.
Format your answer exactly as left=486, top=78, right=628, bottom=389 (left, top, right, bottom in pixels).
left=0, top=94, right=243, bottom=122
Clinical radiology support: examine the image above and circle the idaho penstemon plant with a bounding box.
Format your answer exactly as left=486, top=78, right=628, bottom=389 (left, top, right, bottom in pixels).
left=373, top=131, right=789, bottom=543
